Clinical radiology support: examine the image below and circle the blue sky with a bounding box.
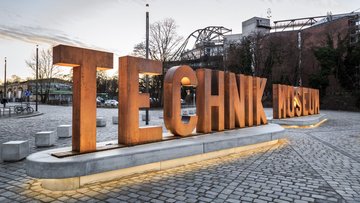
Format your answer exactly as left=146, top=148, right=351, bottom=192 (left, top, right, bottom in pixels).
left=0, top=0, right=359, bottom=79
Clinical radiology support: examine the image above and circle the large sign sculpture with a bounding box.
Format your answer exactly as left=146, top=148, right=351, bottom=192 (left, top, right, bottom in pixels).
left=163, top=65, right=198, bottom=136
left=53, top=45, right=113, bottom=153
left=53, top=45, right=269, bottom=153
left=273, top=84, right=320, bottom=119
left=118, top=56, right=163, bottom=145
left=162, top=66, right=268, bottom=137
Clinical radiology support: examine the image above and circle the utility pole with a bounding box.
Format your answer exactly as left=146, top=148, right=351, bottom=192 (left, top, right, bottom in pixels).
left=145, top=3, right=150, bottom=125
left=35, top=45, right=39, bottom=111
left=3, top=57, right=7, bottom=108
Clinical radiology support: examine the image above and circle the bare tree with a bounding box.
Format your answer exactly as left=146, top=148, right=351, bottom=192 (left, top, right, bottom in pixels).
left=26, top=49, right=60, bottom=79
left=133, top=18, right=183, bottom=107
left=133, top=18, right=183, bottom=62
left=25, top=48, right=61, bottom=103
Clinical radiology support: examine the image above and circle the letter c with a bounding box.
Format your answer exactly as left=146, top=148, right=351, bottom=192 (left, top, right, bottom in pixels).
left=163, top=65, right=198, bottom=136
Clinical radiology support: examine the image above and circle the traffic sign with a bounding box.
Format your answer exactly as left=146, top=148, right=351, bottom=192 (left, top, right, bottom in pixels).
left=25, top=90, right=31, bottom=97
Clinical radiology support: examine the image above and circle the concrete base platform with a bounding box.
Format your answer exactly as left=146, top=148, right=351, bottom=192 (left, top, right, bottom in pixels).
left=269, top=114, right=327, bottom=128
left=26, top=124, right=285, bottom=191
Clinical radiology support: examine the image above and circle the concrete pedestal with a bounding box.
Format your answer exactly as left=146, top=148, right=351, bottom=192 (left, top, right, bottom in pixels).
left=1, top=141, right=29, bottom=161
left=269, top=114, right=327, bottom=127
left=27, top=124, right=285, bottom=191
left=57, top=125, right=72, bottom=138
left=96, top=117, right=106, bottom=127
left=112, top=116, right=118, bottom=124
left=35, top=131, right=56, bottom=147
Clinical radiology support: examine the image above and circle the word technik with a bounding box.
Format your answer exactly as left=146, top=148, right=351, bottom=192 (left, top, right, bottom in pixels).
left=163, top=66, right=268, bottom=137
left=53, top=45, right=268, bottom=152
left=273, top=84, right=320, bottom=119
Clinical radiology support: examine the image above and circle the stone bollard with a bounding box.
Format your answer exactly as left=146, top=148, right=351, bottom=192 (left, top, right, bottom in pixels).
left=57, top=125, right=72, bottom=138
left=96, top=117, right=106, bottom=127
left=35, top=131, right=56, bottom=147
left=112, top=116, right=118, bottom=124
left=1, top=141, right=29, bottom=161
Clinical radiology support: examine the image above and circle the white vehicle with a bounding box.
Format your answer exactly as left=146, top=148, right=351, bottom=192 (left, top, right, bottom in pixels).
left=104, top=100, right=118, bottom=107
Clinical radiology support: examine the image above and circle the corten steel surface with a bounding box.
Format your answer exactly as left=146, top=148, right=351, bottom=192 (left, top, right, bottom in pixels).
left=163, top=65, right=198, bottom=136
left=253, top=77, right=267, bottom=125
left=294, top=87, right=303, bottom=117
left=301, top=87, right=309, bottom=116
left=286, top=86, right=295, bottom=117
left=273, top=84, right=287, bottom=119
left=196, top=69, right=224, bottom=133
left=53, top=45, right=113, bottom=153
left=309, top=89, right=320, bottom=115
left=273, top=85, right=320, bottom=119
left=224, top=73, right=245, bottom=129
left=309, top=89, right=315, bottom=115
left=244, top=76, right=254, bottom=127
left=118, top=56, right=162, bottom=145
left=314, top=89, right=320, bottom=114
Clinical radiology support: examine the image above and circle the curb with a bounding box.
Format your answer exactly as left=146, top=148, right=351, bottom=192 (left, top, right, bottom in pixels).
left=17, top=112, right=44, bottom=119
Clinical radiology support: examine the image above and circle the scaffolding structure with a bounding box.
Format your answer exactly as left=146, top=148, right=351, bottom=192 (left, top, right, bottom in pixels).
left=171, top=26, right=232, bottom=63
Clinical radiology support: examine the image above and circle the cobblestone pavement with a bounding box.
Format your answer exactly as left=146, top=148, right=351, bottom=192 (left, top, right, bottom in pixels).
left=0, top=104, right=360, bottom=202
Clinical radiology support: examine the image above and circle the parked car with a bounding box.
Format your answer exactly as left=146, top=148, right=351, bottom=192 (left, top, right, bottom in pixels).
left=96, top=97, right=105, bottom=105
left=104, top=99, right=118, bottom=107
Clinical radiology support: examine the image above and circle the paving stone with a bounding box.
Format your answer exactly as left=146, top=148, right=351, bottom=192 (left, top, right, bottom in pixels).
left=0, top=107, right=359, bottom=202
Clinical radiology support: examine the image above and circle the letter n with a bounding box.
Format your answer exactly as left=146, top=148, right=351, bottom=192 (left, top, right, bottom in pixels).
left=225, top=73, right=245, bottom=129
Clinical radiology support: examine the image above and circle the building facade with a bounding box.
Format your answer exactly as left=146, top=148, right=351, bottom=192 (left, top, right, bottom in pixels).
left=0, top=78, right=72, bottom=104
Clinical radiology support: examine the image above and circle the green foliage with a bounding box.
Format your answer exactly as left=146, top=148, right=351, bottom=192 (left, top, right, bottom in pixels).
left=312, top=34, right=340, bottom=96
left=341, top=41, right=360, bottom=90
left=313, top=34, right=360, bottom=97
left=309, top=72, right=329, bottom=97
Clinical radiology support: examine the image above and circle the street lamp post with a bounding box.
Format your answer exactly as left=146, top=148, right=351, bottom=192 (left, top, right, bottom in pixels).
left=145, top=3, right=150, bottom=125
left=35, top=45, right=39, bottom=111
left=3, top=57, right=7, bottom=108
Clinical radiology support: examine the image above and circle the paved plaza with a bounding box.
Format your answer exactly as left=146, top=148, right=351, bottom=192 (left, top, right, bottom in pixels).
left=0, top=104, right=360, bottom=202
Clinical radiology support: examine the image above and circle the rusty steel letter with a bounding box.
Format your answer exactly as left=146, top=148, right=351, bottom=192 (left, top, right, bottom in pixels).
left=308, top=89, right=315, bottom=115
left=314, top=89, right=320, bottom=114
left=245, top=76, right=254, bottom=126
left=196, top=69, right=224, bottom=133
left=301, top=87, right=309, bottom=116
left=253, top=77, right=267, bottom=125
left=53, top=45, right=113, bottom=153
left=273, top=84, right=287, bottom=119
left=163, top=65, right=198, bottom=136
left=286, top=86, right=295, bottom=117
left=225, top=73, right=245, bottom=129
left=294, top=87, right=303, bottom=117
left=118, top=56, right=162, bottom=145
